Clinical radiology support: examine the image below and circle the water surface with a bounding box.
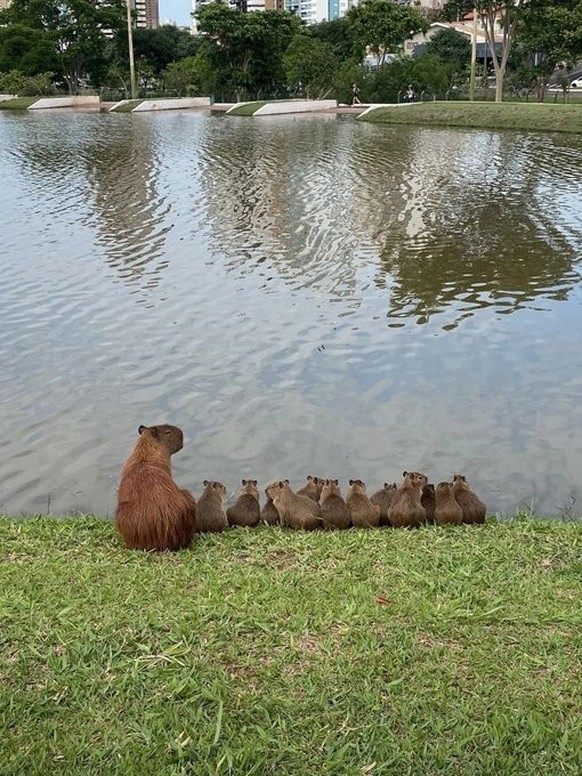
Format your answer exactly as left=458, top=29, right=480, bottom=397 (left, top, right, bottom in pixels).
left=0, top=111, right=581, bottom=517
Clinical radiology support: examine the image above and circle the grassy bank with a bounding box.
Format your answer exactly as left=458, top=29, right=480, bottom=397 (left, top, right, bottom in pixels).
left=0, top=97, right=37, bottom=111
left=361, top=101, right=582, bottom=134
left=109, top=100, right=144, bottom=113
left=227, top=101, right=267, bottom=116
left=1, top=516, right=581, bottom=775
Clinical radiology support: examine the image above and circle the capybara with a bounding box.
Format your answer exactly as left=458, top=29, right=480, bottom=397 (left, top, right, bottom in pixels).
left=371, top=482, right=397, bottom=526
left=452, top=475, right=487, bottom=524
left=265, top=480, right=322, bottom=530
left=196, top=481, right=227, bottom=533
left=421, top=483, right=436, bottom=523
left=115, top=424, right=196, bottom=551
left=388, top=471, right=427, bottom=528
left=434, top=482, right=463, bottom=526
left=319, top=479, right=350, bottom=530
left=297, top=475, right=324, bottom=502
left=261, top=495, right=280, bottom=525
left=347, top=479, right=381, bottom=528
left=227, top=479, right=260, bottom=528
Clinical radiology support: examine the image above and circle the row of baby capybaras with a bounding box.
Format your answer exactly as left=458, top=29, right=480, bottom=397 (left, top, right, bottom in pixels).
left=195, top=473, right=486, bottom=532
left=115, top=424, right=486, bottom=552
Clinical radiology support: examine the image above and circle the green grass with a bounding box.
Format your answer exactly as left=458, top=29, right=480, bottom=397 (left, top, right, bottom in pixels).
left=227, top=101, right=268, bottom=116
left=0, top=97, right=38, bottom=110
left=361, top=100, right=582, bottom=134
left=1, top=516, right=581, bottom=775
left=109, top=99, right=144, bottom=113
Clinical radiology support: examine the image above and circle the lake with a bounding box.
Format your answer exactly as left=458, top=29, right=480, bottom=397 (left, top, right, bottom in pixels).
left=0, top=110, right=581, bottom=518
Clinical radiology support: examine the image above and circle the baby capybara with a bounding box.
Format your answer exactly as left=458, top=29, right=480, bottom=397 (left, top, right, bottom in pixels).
left=347, top=479, right=380, bottom=528
left=320, top=479, right=350, bottom=530
left=452, top=475, right=487, bottom=524
left=196, top=481, right=228, bottom=533
left=388, top=471, right=427, bottom=528
left=115, top=424, right=196, bottom=551
left=227, top=479, right=260, bottom=528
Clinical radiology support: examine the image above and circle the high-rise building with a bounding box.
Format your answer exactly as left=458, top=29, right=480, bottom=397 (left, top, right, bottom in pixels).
left=132, top=0, right=159, bottom=29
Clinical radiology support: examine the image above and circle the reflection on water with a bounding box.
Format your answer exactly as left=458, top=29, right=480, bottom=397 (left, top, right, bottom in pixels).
left=0, top=111, right=581, bottom=517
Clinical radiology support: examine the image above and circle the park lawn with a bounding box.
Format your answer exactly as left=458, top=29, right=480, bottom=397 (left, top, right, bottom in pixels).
left=227, top=102, right=268, bottom=116
left=1, top=516, right=581, bottom=775
left=0, top=98, right=38, bottom=110
left=361, top=101, right=582, bottom=134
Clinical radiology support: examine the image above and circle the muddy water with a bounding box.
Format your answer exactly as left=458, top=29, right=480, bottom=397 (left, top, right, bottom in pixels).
left=0, top=111, right=581, bottom=517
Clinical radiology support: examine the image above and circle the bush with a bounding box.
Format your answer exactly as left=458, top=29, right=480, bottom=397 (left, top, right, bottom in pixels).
left=0, top=70, right=55, bottom=96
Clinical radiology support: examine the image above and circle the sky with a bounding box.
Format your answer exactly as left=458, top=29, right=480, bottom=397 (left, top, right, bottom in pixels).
left=160, top=0, right=192, bottom=26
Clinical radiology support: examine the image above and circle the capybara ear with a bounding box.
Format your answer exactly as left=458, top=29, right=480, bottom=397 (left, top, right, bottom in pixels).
left=334, top=479, right=338, bottom=486
left=284, top=478, right=289, bottom=485
left=349, top=479, right=354, bottom=485
left=242, top=479, right=246, bottom=485
left=403, top=471, right=408, bottom=477
left=138, top=425, right=147, bottom=435
left=384, top=482, right=389, bottom=488
left=253, top=480, right=257, bottom=486
left=278, top=481, right=285, bottom=488
left=203, top=480, right=208, bottom=487
left=307, top=475, right=313, bottom=481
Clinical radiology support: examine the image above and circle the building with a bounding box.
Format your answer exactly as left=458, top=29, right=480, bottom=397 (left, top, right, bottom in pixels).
left=132, top=0, right=159, bottom=29
left=403, top=19, right=504, bottom=62
left=0, top=0, right=12, bottom=10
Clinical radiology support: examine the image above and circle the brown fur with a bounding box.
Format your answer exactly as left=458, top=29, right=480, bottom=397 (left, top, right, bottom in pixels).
left=115, top=424, right=196, bottom=551
left=196, top=481, right=227, bottom=533
left=371, top=482, right=397, bottom=526
left=387, top=471, right=427, bottom=528
left=347, top=479, right=380, bottom=528
left=452, top=475, right=486, bottom=524
left=261, top=497, right=280, bottom=525
left=297, top=475, right=324, bottom=502
left=421, top=484, right=436, bottom=523
left=434, top=482, right=463, bottom=526
left=265, top=480, right=322, bottom=530
left=227, top=479, right=260, bottom=528
left=319, top=479, right=350, bottom=530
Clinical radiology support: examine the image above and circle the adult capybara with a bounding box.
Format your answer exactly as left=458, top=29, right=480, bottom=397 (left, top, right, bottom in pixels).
left=265, top=480, right=322, bottom=530
left=387, top=471, right=427, bottom=528
left=319, top=479, right=350, bottom=530
left=434, top=482, right=463, bottom=526
left=347, top=479, right=381, bottom=528
left=371, top=482, right=397, bottom=526
left=421, top=483, right=436, bottom=523
left=452, top=475, right=487, bottom=524
left=297, top=476, right=324, bottom=502
left=196, top=481, right=228, bottom=533
left=115, top=424, right=196, bottom=551
left=226, top=479, right=260, bottom=528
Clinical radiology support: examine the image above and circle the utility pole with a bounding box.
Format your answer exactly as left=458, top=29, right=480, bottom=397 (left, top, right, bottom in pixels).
left=469, top=6, right=478, bottom=101
left=126, top=0, right=137, bottom=100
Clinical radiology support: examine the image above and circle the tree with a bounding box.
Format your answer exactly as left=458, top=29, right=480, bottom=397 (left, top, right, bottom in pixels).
left=195, top=3, right=302, bottom=100
left=347, top=0, right=428, bottom=66
left=161, top=52, right=215, bottom=97
left=511, top=0, right=582, bottom=100
left=310, top=17, right=364, bottom=63
left=425, top=27, right=471, bottom=80
left=283, top=35, right=339, bottom=99
left=0, top=24, right=59, bottom=76
left=0, top=0, right=125, bottom=93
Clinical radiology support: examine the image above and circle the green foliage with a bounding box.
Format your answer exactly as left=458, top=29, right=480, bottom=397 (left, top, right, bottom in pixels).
left=310, top=16, right=364, bottom=62
left=347, top=0, right=427, bottom=66
left=283, top=35, right=339, bottom=99
left=0, top=68, right=54, bottom=95
left=1, top=518, right=582, bottom=774
left=333, top=60, right=367, bottom=104
left=425, top=27, right=471, bottom=78
left=161, top=53, right=216, bottom=97
left=131, top=25, right=203, bottom=78
left=0, top=0, right=125, bottom=93
left=0, top=23, right=59, bottom=76
left=195, top=4, right=302, bottom=100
